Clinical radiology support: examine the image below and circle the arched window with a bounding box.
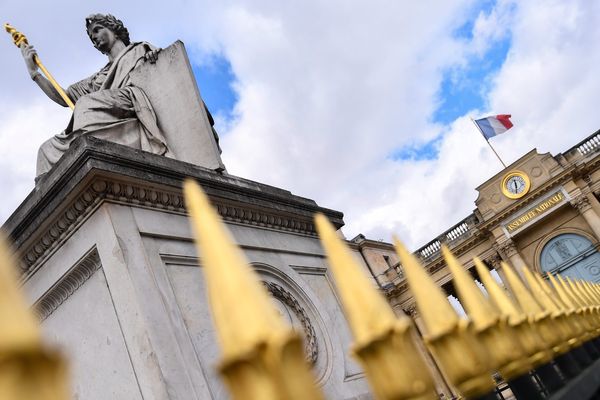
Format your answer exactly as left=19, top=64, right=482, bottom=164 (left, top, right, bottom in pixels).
left=540, top=233, right=600, bottom=281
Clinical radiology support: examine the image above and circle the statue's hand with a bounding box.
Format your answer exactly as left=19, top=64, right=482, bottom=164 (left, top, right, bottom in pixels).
left=20, top=44, right=39, bottom=76
left=144, top=48, right=161, bottom=64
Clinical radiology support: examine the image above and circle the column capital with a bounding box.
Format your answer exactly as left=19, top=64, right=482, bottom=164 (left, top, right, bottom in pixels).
left=495, top=239, right=518, bottom=258
left=571, top=194, right=592, bottom=213
left=404, top=303, right=419, bottom=318
left=486, top=253, right=503, bottom=269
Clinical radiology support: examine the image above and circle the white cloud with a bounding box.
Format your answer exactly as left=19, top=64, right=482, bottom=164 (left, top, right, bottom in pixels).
left=1, top=1, right=599, bottom=251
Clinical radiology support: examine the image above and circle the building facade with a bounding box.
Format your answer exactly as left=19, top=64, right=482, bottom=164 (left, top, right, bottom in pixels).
left=354, top=129, right=600, bottom=398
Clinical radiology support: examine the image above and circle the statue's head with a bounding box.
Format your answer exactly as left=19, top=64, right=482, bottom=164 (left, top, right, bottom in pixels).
left=85, top=14, right=130, bottom=51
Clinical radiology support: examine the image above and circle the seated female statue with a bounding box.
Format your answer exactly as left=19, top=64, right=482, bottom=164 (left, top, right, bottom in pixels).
left=21, top=14, right=172, bottom=178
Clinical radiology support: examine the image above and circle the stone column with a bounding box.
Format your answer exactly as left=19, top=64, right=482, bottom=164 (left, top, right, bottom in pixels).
left=405, top=305, right=456, bottom=399
left=497, top=239, right=528, bottom=277
left=571, top=194, right=600, bottom=241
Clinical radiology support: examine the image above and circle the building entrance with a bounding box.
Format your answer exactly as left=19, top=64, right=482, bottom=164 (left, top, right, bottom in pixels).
left=540, top=233, right=600, bottom=282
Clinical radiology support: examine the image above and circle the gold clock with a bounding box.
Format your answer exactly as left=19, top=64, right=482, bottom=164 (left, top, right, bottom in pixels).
left=501, top=171, right=530, bottom=199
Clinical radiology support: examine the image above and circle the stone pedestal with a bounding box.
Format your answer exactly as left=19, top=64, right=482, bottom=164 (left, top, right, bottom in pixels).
left=3, top=137, right=371, bottom=400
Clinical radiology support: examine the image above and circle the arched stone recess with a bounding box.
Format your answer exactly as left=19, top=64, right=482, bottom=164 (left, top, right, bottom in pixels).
left=533, top=227, right=596, bottom=273
left=251, top=263, right=334, bottom=385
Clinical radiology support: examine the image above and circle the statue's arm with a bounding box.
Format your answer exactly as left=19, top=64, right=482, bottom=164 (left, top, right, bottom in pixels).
left=21, top=44, right=71, bottom=107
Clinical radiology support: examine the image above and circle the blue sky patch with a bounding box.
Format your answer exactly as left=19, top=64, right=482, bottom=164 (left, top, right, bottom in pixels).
left=433, top=0, right=511, bottom=125
left=453, top=0, right=497, bottom=40
left=391, top=0, right=511, bottom=162
left=391, top=135, right=443, bottom=161
left=192, top=54, right=237, bottom=122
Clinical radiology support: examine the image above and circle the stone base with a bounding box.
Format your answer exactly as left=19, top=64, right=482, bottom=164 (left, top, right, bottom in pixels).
left=3, top=137, right=372, bottom=400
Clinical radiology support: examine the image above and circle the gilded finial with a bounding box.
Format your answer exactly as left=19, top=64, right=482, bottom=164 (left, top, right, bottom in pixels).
left=442, top=247, right=529, bottom=379
left=183, top=179, right=323, bottom=400
left=315, top=214, right=436, bottom=400
left=394, top=240, right=495, bottom=398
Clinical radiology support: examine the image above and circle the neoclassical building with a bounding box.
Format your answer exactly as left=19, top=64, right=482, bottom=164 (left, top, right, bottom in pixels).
left=352, top=128, right=600, bottom=397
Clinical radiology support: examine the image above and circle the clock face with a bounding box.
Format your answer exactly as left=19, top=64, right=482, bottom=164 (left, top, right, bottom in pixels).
left=506, top=175, right=526, bottom=194
left=501, top=171, right=531, bottom=199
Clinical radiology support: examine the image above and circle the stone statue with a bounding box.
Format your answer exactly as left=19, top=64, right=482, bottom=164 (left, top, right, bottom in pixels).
left=20, top=14, right=172, bottom=179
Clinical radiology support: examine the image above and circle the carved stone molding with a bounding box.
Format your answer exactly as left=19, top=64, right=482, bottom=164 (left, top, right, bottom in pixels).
left=35, top=249, right=101, bottom=321
left=262, top=281, right=318, bottom=365
left=20, top=177, right=318, bottom=272
left=571, top=195, right=592, bottom=213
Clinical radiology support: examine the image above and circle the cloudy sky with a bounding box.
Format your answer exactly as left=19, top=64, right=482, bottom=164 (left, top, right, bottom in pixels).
left=1, top=0, right=599, bottom=249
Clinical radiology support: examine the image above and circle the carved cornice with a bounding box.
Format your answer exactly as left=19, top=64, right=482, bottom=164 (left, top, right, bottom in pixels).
left=20, top=177, right=318, bottom=272
left=35, top=249, right=101, bottom=321
left=263, top=281, right=318, bottom=364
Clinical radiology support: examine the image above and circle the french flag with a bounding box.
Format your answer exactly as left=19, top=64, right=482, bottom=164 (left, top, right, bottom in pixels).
left=474, top=114, right=513, bottom=140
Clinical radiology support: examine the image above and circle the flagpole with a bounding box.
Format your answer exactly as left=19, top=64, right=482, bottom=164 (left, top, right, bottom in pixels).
left=470, top=117, right=507, bottom=169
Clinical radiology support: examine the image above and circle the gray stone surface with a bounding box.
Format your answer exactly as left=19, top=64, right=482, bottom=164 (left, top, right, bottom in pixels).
left=129, top=41, right=225, bottom=171
left=4, top=137, right=371, bottom=399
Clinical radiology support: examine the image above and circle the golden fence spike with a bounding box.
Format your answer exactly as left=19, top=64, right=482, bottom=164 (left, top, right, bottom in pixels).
left=523, top=269, right=579, bottom=348
left=592, top=283, right=600, bottom=301
left=0, top=234, right=69, bottom=399
left=499, top=262, right=544, bottom=315
left=574, top=279, right=595, bottom=307
left=558, top=276, right=586, bottom=310
left=473, top=258, right=552, bottom=368
left=532, top=273, right=567, bottom=310
left=583, top=281, right=600, bottom=305
left=534, top=273, right=588, bottom=338
left=565, top=278, right=586, bottom=305
left=567, top=278, right=600, bottom=330
left=394, top=241, right=458, bottom=337
left=441, top=247, right=497, bottom=331
left=522, top=268, right=560, bottom=313
left=315, top=214, right=436, bottom=400
left=575, top=281, right=600, bottom=334
left=547, top=273, right=596, bottom=338
left=442, top=247, right=529, bottom=379
left=394, top=240, right=495, bottom=398
left=183, top=179, right=323, bottom=400
left=473, top=258, right=522, bottom=322
left=546, top=273, right=577, bottom=309
left=501, top=263, right=568, bottom=355
left=591, top=283, right=600, bottom=304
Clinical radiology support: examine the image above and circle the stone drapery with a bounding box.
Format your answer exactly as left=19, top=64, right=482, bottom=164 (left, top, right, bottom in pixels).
left=36, top=42, right=171, bottom=176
